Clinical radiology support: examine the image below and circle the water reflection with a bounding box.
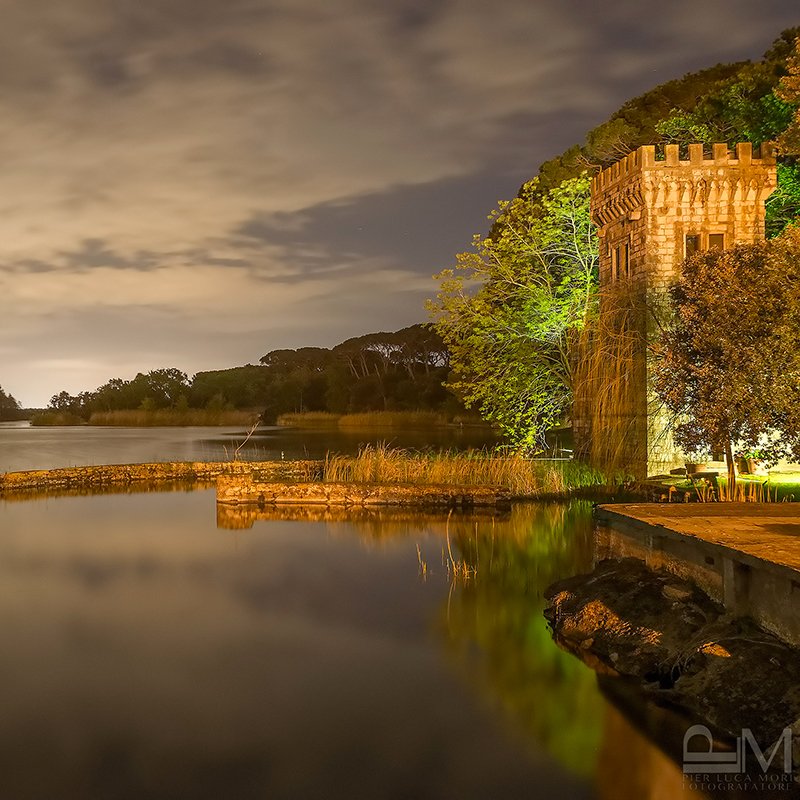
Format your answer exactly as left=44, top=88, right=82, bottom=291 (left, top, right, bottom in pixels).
left=216, top=502, right=511, bottom=530
left=595, top=681, right=706, bottom=800
left=0, top=490, right=712, bottom=798
left=1, top=479, right=209, bottom=503
left=435, top=504, right=604, bottom=778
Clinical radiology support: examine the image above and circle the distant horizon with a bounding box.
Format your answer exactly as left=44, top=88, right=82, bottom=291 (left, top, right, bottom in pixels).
left=10, top=320, right=435, bottom=408
left=3, top=1, right=799, bottom=406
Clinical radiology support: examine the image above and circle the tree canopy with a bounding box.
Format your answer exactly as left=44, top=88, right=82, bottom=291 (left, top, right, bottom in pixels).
left=428, top=175, right=597, bottom=451
left=39, top=325, right=456, bottom=423
left=518, top=28, right=800, bottom=235
left=430, top=26, right=800, bottom=455
left=776, top=35, right=800, bottom=154
left=652, top=227, right=800, bottom=485
left=0, top=386, right=22, bottom=421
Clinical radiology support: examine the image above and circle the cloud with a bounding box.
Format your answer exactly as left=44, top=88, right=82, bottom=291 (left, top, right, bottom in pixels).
left=0, top=0, right=797, bottom=404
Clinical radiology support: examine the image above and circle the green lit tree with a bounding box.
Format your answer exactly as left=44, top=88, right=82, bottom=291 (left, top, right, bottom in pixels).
left=428, top=175, right=598, bottom=451
left=653, top=227, right=800, bottom=491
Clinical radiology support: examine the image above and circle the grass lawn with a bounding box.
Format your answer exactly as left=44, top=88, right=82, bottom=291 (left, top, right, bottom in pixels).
left=734, top=472, right=800, bottom=502
left=650, top=471, right=800, bottom=502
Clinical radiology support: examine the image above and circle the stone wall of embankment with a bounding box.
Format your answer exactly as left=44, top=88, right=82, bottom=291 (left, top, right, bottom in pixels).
left=0, top=460, right=322, bottom=497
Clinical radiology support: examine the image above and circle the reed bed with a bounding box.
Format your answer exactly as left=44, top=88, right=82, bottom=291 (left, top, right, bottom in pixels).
left=88, top=409, right=260, bottom=427
left=323, top=444, right=609, bottom=498
left=337, top=410, right=450, bottom=428
left=276, top=412, right=342, bottom=427
left=686, top=476, right=796, bottom=503
left=572, top=284, right=646, bottom=472
left=277, top=410, right=454, bottom=430
left=29, top=411, right=85, bottom=426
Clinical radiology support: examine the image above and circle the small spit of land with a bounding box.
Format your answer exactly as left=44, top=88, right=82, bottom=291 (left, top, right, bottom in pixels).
left=0, top=445, right=619, bottom=505
left=0, top=460, right=319, bottom=498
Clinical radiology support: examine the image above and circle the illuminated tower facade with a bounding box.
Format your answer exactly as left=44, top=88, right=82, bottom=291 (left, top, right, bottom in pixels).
left=586, top=142, right=777, bottom=477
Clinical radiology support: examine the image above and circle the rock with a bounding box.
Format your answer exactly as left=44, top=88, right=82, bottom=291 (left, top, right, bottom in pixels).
left=662, top=583, right=693, bottom=602
left=544, top=557, right=800, bottom=761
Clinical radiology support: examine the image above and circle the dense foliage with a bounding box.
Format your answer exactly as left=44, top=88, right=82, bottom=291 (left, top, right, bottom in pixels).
left=652, top=227, right=800, bottom=483
left=0, top=386, right=22, bottom=421
left=432, top=27, right=800, bottom=451
left=40, top=325, right=456, bottom=423
left=429, top=176, right=597, bottom=450
left=534, top=28, right=800, bottom=187
left=776, top=34, right=800, bottom=153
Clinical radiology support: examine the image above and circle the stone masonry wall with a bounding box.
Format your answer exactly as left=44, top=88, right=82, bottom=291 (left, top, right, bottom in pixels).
left=0, top=460, right=322, bottom=498
left=588, top=142, right=777, bottom=477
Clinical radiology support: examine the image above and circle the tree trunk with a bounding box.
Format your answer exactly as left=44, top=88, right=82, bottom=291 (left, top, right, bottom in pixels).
left=725, top=437, right=736, bottom=499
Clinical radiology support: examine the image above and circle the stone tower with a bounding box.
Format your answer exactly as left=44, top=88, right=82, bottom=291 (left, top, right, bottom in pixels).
left=586, top=142, right=777, bottom=478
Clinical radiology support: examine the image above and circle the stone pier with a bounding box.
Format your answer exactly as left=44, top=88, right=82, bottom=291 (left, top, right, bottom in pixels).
left=596, top=503, right=800, bottom=646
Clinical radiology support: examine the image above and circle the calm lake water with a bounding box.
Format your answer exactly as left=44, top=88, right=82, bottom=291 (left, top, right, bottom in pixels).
left=0, top=491, right=704, bottom=799
left=0, top=421, right=500, bottom=472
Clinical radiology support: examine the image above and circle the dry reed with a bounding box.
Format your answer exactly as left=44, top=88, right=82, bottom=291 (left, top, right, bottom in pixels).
left=573, top=283, right=647, bottom=473
left=337, top=410, right=449, bottom=428
left=687, top=477, right=788, bottom=503
left=322, top=443, right=608, bottom=497
left=276, top=412, right=341, bottom=427
left=88, top=409, right=259, bottom=427
left=276, top=410, right=451, bottom=429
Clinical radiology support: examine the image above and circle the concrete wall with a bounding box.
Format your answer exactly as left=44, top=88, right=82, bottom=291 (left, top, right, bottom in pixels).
left=595, top=510, right=800, bottom=647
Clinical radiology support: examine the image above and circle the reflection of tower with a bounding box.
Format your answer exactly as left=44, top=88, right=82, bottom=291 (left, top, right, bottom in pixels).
left=586, top=143, right=777, bottom=478
left=595, top=678, right=707, bottom=800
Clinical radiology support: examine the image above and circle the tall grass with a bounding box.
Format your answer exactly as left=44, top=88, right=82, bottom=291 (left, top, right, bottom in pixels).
left=277, top=410, right=453, bottom=429
left=323, top=444, right=610, bottom=497
left=338, top=410, right=449, bottom=428
left=276, top=412, right=341, bottom=427
left=686, top=476, right=796, bottom=503
left=88, top=409, right=260, bottom=427
left=573, top=284, right=649, bottom=473
left=29, top=411, right=85, bottom=426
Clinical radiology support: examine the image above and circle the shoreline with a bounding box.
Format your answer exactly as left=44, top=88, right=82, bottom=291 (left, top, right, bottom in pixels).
left=0, top=459, right=624, bottom=504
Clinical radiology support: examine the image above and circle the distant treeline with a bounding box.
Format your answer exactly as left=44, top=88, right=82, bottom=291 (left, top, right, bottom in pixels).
left=0, top=386, right=25, bottom=421
left=30, top=324, right=460, bottom=425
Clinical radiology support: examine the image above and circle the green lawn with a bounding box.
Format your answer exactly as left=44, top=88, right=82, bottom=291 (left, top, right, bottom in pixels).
left=648, top=471, right=800, bottom=502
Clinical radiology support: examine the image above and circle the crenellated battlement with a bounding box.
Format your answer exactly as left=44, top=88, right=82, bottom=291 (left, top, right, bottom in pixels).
left=590, top=142, right=778, bottom=229
left=591, top=142, right=777, bottom=194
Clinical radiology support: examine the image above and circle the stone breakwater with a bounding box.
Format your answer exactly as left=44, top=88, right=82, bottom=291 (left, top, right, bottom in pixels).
left=0, top=460, right=322, bottom=498
left=216, top=474, right=510, bottom=509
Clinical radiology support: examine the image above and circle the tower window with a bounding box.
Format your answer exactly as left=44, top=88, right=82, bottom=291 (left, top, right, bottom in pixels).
left=708, top=233, right=725, bottom=250
left=685, top=234, right=701, bottom=256
left=611, top=242, right=629, bottom=281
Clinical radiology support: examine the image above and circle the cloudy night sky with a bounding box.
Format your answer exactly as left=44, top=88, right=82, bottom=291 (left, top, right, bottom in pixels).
left=1, top=0, right=798, bottom=406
